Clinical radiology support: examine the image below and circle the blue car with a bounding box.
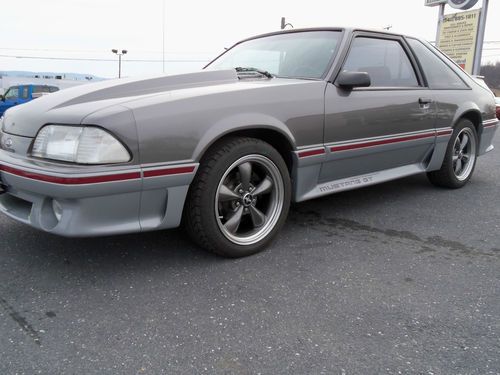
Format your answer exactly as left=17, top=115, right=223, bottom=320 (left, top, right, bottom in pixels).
left=0, top=84, right=59, bottom=116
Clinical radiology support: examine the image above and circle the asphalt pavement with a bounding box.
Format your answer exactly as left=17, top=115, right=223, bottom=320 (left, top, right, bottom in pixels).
left=0, top=131, right=499, bottom=375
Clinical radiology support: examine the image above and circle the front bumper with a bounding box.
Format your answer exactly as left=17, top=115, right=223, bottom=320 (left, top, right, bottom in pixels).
left=0, top=150, right=198, bottom=237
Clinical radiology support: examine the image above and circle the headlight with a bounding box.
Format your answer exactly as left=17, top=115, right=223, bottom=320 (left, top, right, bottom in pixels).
left=32, top=125, right=131, bottom=164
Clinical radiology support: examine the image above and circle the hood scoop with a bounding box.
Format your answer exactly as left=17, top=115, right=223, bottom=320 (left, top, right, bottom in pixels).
left=54, top=69, right=239, bottom=109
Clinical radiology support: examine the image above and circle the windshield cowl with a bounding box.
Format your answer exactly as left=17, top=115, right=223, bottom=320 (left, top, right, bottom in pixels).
left=235, top=67, right=274, bottom=79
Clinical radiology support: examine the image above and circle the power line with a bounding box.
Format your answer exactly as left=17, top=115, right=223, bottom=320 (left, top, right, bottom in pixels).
left=0, top=54, right=209, bottom=63
left=0, top=47, right=216, bottom=55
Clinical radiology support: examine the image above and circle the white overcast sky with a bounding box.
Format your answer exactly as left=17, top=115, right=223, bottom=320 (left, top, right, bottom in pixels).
left=1, top=0, right=499, bottom=78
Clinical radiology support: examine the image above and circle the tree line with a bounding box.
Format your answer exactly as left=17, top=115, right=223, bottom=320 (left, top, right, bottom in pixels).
left=480, top=62, right=500, bottom=92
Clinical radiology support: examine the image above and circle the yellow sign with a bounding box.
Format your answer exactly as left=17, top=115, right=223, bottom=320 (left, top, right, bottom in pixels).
left=438, top=9, right=481, bottom=74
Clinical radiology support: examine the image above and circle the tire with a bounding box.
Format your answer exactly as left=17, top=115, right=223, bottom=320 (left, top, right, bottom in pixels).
left=184, top=137, right=291, bottom=257
left=427, top=119, right=478, bottom=189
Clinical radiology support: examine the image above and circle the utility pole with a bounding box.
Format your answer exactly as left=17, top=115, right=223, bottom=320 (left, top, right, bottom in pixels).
left=111, top=49, right=127, bottom=78
left=162, top=0, right=166, bottom=73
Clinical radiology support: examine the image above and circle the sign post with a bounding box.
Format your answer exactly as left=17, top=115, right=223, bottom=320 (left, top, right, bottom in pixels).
left=472, top=0, right=489, bottom=75
left=436, top=3, right=446, bottom=47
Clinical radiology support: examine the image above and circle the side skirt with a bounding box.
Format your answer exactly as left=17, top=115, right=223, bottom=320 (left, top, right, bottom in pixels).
left=296, top=164, right=425, bottom=202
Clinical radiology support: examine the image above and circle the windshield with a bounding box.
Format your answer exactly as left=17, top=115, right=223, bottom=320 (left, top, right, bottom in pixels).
left=4, top=87, right=19, bottom=100
left=206, top=31, right=342, bottom=79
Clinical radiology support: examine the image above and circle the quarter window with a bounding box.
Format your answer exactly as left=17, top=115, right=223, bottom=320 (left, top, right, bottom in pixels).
left=32, top=86, right=59, bottom=94
left=406, top=38, right=468, bottom=90
left=33, top=86, right=51, bottom=94
left=343, top=37, right=419, bottom=88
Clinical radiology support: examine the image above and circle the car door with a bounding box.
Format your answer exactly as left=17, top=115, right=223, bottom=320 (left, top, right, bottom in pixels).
left=322, top=33, right=436, bottom=183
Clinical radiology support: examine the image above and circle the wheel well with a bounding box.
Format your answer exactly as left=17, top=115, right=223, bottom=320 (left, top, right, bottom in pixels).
left=459, top=110, right=482, bottom=135
left=203, top=129, right=295, bottom=173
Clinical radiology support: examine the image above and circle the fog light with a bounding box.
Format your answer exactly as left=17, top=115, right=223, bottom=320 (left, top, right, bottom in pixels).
left=52, top=199, right=63, bottom=221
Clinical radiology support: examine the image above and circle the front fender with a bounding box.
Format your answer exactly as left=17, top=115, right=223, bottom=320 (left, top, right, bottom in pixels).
left=191, top=112, right=296, bottom=161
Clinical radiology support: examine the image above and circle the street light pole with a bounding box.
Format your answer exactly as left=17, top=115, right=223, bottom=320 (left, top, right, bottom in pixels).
left=111, top=49, right=128, bottom=78
left=162, top=0, right=166, bottom=73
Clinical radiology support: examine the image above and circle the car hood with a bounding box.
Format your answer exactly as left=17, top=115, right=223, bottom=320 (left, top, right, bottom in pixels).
left=1, top=69, right=239, bottom=137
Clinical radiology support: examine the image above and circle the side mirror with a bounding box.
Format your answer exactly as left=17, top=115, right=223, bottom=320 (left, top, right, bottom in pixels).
left=336, top=71, right=371, bottom=89
left=0, top=95, right=4, bottom=102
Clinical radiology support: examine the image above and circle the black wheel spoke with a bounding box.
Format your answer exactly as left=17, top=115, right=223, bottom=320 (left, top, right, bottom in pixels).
left=249, top=206, right=266, bottom=227
left=218, top=184, right=240, bottom=201
left=455, top=158, right=462, bottom=174
left=238, top=162, right=252, bottom=190
left=459, top=134, right=469, bottom=151
left=224, top=206, right=244, bottom=233
left=252, top=176, right=273, bottom=196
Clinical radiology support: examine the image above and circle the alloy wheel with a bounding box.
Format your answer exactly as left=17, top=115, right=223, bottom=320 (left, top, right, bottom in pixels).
left=215, top=154, right=284, bottom=245
left=452, top=128, right=476, bottom=181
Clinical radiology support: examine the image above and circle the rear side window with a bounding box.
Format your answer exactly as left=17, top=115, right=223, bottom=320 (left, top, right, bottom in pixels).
left=343, top=37, right=419, bottom=88
left=49, top=86, right=59, bottom=93
left=406, top=38, right=468, bottom=90
left=33, top=86, right=51, bottom=94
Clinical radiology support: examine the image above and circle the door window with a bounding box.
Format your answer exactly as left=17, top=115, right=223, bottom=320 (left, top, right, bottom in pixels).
left=343, top=37, right=419, bottom=88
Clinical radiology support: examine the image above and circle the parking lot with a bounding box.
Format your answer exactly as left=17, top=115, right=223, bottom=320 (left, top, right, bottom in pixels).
left=0, top=131, right=498, bottom=374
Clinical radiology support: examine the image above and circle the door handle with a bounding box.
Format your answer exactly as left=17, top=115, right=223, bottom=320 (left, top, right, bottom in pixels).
left=419, top=98, right=433, bottom=105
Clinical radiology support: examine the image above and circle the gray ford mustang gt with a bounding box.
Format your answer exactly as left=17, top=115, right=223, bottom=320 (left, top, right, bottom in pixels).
left=0, top=28, right=497, bottom=257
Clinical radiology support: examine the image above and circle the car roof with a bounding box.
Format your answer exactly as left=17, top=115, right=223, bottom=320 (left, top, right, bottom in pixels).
left=238, top=27, right=420, bottom=44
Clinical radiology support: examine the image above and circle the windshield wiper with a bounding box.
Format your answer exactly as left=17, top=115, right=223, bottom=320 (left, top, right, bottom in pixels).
left=235, top=67, right=274, bottom=79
